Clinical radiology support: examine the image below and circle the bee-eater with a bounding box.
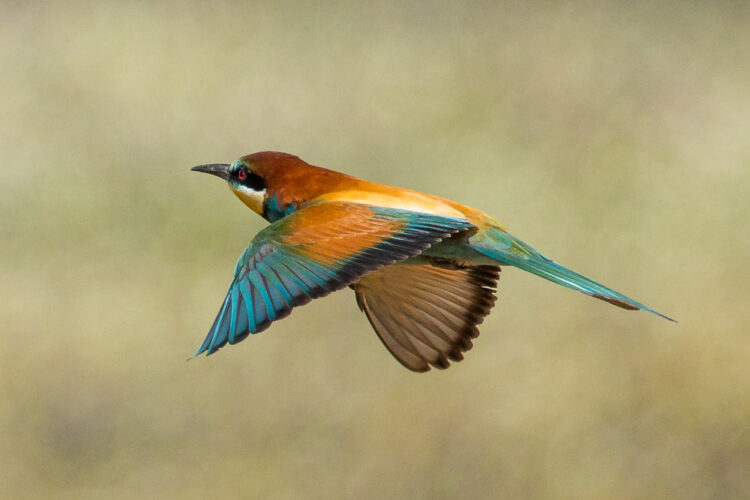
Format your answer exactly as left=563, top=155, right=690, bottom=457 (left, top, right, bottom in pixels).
left=191, top=152, right=673, bottom=372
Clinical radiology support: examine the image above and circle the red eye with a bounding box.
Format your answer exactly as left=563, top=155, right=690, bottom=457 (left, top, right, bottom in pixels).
left=238, top=170, right=247, bottom=180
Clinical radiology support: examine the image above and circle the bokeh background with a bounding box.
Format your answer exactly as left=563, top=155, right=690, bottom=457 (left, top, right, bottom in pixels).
left=2, top=1, right=749, bottom=498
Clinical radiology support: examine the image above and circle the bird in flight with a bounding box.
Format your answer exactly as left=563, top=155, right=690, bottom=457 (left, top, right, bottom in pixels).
left=191, top=152, right=673, bottom=372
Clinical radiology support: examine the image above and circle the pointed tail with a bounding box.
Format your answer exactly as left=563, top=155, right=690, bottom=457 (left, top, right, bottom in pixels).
left=471, top=228, right=675, bottom=322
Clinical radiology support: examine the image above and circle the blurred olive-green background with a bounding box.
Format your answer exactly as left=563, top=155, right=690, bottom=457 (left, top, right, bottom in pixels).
left=2, top=1, right=749, bottom=499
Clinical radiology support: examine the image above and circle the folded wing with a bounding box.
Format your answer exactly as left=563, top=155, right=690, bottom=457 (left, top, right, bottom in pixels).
left=193, top=202, right=474, bottom=356
left=353, top=259, right=501, bottom=372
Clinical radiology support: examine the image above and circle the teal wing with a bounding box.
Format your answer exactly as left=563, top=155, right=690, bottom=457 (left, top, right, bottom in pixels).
left=470, top=227, right=674, bottom=321
left=193, top=202, right=473, bottom=356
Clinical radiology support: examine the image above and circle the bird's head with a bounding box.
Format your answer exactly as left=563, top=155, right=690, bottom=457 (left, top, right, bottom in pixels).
left=192, top=157, right=268, bottom=216
left=192, top=151, right=357, bottom=222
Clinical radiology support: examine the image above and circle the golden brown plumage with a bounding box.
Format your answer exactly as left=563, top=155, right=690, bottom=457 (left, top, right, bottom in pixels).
left=353, top=259, right=500, bottom=371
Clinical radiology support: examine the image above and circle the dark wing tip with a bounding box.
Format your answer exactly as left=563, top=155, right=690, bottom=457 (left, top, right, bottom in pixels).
left=592, top=294, right=639, bottom=311
left=591, top=293, right=677, bottom=322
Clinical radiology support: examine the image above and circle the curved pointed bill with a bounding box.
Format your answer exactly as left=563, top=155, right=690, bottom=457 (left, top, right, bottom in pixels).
left=191, top=163, right=231, bottom=180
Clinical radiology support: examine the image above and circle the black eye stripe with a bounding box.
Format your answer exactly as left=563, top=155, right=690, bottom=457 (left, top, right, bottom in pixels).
left=244, top=172, right=265, bottom=191
left=231, top=163, right=266, bottom=191
left=245, top=172, right=266, bottom=191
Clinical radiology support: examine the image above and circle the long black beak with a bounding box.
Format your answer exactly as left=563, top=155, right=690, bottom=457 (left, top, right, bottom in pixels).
left=191, top=163, right=231, bottom=181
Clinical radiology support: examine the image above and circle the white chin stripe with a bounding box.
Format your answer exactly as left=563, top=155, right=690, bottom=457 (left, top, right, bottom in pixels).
left=233, top=185, right=266, bottom=213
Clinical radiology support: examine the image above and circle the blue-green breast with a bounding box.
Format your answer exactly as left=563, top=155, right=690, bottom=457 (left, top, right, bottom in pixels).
left=263, top=194, right=297, bottom=222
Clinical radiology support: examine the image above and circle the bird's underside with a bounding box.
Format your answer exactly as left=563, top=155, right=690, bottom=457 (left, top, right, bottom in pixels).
left=352, top=258, right=500, bottom=372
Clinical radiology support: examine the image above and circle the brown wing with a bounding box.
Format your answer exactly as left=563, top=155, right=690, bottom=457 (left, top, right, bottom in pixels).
left=352, top=259, right=500, bottom=372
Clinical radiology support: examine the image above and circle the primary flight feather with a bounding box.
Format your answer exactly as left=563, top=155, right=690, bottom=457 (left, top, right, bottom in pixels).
left=191, top=151, right=673, bottom=372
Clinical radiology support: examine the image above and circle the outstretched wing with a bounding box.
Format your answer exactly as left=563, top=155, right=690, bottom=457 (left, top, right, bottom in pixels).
left=353, top=259, right=500, bottom=372
left=193, top=202, right=474, bottom=356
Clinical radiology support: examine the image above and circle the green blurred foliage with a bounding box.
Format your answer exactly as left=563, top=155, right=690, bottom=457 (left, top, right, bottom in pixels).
left=1, top=1, right=749, bottom=498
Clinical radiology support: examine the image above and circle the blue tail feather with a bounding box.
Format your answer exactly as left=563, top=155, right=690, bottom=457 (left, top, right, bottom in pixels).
left=471, top=228, right=674, bottom=322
